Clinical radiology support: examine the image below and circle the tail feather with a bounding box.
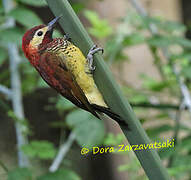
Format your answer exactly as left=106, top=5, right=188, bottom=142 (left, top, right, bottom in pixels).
left=91, top=104, right=128, bottom=127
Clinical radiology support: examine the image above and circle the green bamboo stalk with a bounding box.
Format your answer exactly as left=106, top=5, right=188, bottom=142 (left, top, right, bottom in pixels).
left=45, top=0, right=170, bottom=179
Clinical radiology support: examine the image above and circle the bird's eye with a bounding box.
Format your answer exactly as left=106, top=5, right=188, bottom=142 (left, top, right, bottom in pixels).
left=37, top=31, right=43, bottom=36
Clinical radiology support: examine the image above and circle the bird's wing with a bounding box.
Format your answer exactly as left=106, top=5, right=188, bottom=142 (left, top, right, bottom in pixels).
left=38, top=52, right=99, bottom=118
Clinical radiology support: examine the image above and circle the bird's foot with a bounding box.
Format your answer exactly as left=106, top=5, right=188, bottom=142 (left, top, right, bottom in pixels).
left=64, top=33, right=71, bottom=41
left=86, top=45, right=104, bottom=72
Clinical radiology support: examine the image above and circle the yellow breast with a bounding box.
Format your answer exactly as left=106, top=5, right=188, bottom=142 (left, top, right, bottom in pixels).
left=59, top=44, right=107, bottom=107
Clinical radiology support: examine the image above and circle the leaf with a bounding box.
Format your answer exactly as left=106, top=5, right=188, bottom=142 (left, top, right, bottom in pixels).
left=7, top=168, right=32, bottom=180
left=9, top=7, right=42, bottom=27
left=123, top=33, right=145, bottom=46
left=66, top=110, right=105, bottom=148
left=0, top=27, right=24, bottom=45
left=171, top=52, right=191, bottom=61
left=37, top=78, right=49, bottom=88
left=118, top=164, right=130, bottom=172
left=173, top=36, right=191, bottom=48
left=73, top=116, right=105, bottom=148
left=17, top=0, right=47, bottom=7
left=49, top=121, right=67, bottom=128
left=178, top=136, right=191, bottom=151
left=104, top=37, right=125, bottom=63
left=66, top=110, right=90, bottom=127
left=56, top=97, right=75, bottom=112
left=168, top=165, right=189, bottom=176
left=147, top=36, right=172, bottom=47
left=142, top=16, right=186, bottom=33
left=0, top=48, right=7, bottom=65
left=115, top=51, right=129, bottom=62
left=147, top=125, right=172, bottom=137
left=147, top=35, right=191, bottom=48
left=141, top=74, right=168, bottom=91
left=161, top=21, right=186, bottom=33
left=71, top=3, right=85, bottom=14
left=84, top=10, right=112, bottom=38
left=104, top=133, right=125, bottom=146
left=128, top=94, right=148, bottom=104
left=22, top=140, right=56, bottom=159
left=155, top=113, right=169, bottom=119
left=159, top=146, right=176, bottom=159
left=37, top=169, right=80, bottom=180
left=20, top=61, right=41, bottom=94
left=181, top=66, right=191, bottom=79
left=167, top=154, right=191, bottom=176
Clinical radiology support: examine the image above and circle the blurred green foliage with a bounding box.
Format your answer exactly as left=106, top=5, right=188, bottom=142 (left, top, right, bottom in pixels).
left=9, top=7, right=42, bottom=27
left=7, top=167, right=81, bottom=180
left=0, top=0, right=191, bottom=179
left=83, top=7, right=191, bottom=180
left=84, top=10, right=112, bottom=38
left=16, top=0, right=47, bottom=7
left=103, top=133, right=125, bottom=146
left=22, top=140, right=56, bottom=159
left=37, top=169, right=81, bottom=180
left=66, top=110, right=105, bottom=148
left=7, top=168, right=33, bottom=180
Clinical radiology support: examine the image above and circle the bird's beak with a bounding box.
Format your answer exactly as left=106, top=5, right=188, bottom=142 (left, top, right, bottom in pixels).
left=47, top=16, right=62, bottom=32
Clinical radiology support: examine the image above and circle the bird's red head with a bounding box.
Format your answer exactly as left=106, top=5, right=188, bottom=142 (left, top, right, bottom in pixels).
left=22, top=16, right=61, bottom=66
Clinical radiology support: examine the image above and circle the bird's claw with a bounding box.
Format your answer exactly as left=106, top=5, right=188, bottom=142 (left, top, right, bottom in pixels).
left=64, top=34, right=71, bottom=41
left=87, top=45, right=104, bottom=72
left=89, top=65, right=96, bottom=71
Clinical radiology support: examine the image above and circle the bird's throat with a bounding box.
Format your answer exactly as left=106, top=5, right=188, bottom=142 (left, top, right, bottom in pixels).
left=25, top=45, right=40, bottom=67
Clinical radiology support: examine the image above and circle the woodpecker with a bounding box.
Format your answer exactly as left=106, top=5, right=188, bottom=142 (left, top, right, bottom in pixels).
left=22, top=16, right=126, bottom=125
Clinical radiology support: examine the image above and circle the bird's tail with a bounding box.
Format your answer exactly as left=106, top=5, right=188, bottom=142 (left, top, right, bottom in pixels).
left=91, top=104, right=128, bottom=127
